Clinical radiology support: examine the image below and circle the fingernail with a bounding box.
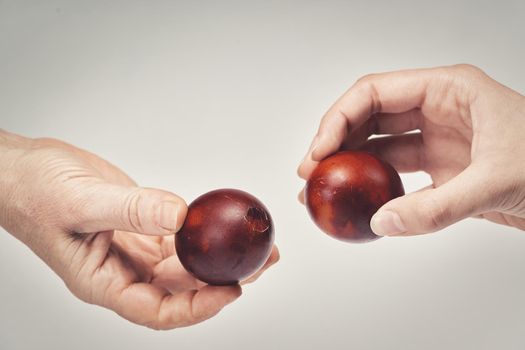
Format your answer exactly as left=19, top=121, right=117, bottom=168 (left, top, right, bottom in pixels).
left=370, top=210, right=406, bottom=236
left=158, top=201, right=180, bottom=232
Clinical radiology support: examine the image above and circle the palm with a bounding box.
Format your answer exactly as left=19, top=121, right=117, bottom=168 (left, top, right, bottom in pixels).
left=93, top=230, right=198, bottom=293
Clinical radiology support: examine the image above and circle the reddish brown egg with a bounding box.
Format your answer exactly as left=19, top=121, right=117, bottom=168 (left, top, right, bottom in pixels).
left=305, top=151, right=404, bottom=243
left=175, top=189, right=274, bottom=285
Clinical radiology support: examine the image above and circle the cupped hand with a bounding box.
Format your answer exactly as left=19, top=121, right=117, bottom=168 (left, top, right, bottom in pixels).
left=0, top=131, right=279, bottom=329
left=298, top=64, right=525, bottom=236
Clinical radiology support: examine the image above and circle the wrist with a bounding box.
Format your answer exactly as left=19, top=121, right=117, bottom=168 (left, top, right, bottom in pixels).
left=0, top=130, right=30, bottom=233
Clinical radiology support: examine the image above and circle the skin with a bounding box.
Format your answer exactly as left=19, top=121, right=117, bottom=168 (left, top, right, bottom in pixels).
left=298, top=64, right=525, bottom=236
left=0, top=131, right=279, bottom=330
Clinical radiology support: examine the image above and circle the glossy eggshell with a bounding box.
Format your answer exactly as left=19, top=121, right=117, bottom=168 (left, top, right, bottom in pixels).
left=175, top=189, right=274, bottom=285
left=305, top=151, right=404, bottom=243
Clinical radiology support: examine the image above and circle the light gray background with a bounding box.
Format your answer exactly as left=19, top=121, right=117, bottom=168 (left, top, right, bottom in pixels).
left=1, top=1, right=525, bottom=349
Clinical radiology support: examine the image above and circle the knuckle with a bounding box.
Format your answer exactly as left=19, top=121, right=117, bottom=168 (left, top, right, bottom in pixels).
left=149, top=292, right=199, bottom=331
left=32, top=136, right=58, bottom=144
left=146, top=321, right=165, bottom=331
left=356, top=73, right=377, bottom=85
left=148, top=297, right=172, bottom=331
left=123, top=188, right=144, bottom=232
left=31, top=137, right=64, bottom=150
left=419, top=196, right=450, bottom=232
left=495, top=176, right=525, bottom=214
left=448, top=63, right=487, bottom=83
left=452, top=63, right=484, bottom=75
left=354, top=75, right=375, bottom=96
left=354, top=74, right=382, bottom=114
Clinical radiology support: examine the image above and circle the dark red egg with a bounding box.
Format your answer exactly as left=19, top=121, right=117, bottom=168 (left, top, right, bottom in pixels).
left=305, top=151, right=404, bottom=243
left=176, top=189, right=274, bottom=285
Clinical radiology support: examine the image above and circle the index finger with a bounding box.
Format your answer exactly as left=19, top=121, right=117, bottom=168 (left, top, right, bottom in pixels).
left=297, top=68, right=433, bottom=179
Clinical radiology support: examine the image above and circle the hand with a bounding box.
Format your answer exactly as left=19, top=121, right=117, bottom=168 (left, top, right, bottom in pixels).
left=0, top=131, right=279, bottom=329
left=298, top=64, right=525, bottom=236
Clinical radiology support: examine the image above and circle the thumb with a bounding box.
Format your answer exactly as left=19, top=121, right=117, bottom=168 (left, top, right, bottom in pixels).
left=73, top=183, right=188, bottom=235
left=370, top=165, right=497, bottom=236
